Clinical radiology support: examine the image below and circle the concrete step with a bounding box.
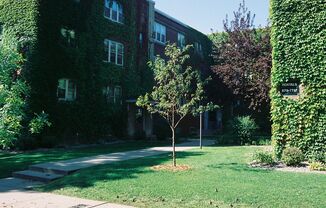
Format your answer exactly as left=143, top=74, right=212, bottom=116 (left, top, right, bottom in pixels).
left=29, top=164, right=74, bottom=176
left=13, top=170, right=64, bottom=183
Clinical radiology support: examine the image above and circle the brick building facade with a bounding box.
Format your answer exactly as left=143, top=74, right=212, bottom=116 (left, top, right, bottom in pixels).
left=0, top=0, right=219, bottom=141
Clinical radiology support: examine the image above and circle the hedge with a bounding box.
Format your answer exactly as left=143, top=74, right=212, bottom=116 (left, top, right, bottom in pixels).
left=270, top=0, right=326, bottom=158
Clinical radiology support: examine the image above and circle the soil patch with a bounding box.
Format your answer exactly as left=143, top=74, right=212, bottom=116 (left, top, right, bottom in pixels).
left=250, top=162, right=326, bottom=174
left=151, top=164, right=191, bottom=172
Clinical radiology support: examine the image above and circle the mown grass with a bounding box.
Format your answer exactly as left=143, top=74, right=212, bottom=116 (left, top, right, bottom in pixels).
left=39, top=146, right=326, bottom=208
left=0, top=141, right=169, bottom=179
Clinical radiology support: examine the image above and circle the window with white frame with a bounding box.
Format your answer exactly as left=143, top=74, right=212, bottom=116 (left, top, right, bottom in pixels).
left=177, top=33, right=185, bottom=49
left=57, top=79, right=77, bottom=101
left=60, top=28, right=76, bottom=47
left=103, top=86, right=122, bottom=104
left=153, top=22, right=166, bottom=44
left=104, top=0, right=124, bottom=24
left=104, top=39, right=124, bottom=66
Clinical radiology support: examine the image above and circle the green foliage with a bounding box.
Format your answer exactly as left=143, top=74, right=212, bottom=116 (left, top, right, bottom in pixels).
left=0, top=46, right=26, bottom=149
left=0, top=4, right=51, bottom=149
left=281, top=147, right=304, bottom=166
left=137, top=44, right=215, bottom=129
left=308, top=150, right=326, bottom=164
left=309, top=162, right=326, bottom=171
left=253, top=150, right=275, bottom=165
left=270, top=0, right=326, bottom=158
left=229, top=116, right=258, bottom=145
left=29, top=111, right=52, bottom=134
left=0, top=0, right=141, bottom=141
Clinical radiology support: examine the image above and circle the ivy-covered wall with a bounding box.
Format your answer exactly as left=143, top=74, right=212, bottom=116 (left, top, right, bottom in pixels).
left=1, top=0, right=142, bottom=141
left=0, top=0, right=38, bottom=47
left=270, top=0, right=326, bottom=157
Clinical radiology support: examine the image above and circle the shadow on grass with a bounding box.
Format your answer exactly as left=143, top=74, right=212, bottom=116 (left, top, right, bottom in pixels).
left=0, top=141, right=172, bottom=179
left=39, top=151, right=204, bottom=192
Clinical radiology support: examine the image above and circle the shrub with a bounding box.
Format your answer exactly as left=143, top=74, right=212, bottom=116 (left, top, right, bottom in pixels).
left=253, top=150, right=275, bottom=165
left=308, top=151, right=326, bottom=164
left=229, top=116, right=258, bottom=145
left=257, top=138, right=271, bottom=146
left=29, top=112, right=52, bottom=134
left=281, top=147, right=304, bottom=166
left=309, top=162, right=326, bottom=171
left=0, top=42, right=27, bottom=149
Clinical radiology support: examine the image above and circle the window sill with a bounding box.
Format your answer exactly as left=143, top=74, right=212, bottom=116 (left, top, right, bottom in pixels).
left=103, top=16, right=124, bottom=25
left=103, top=61, right=124, bottom=67
left=153, top=40, right=166, bottom=46
left=58, top=99, right=76, bottom=102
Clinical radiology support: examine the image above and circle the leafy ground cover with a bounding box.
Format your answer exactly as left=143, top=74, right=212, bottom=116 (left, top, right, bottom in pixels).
left=0, top=141, right=169, bottom=179
left=39, top=146, right=326, bottom=208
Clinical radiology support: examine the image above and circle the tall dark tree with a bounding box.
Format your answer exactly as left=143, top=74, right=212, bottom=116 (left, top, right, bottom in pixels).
left=211, top=0, right=272, bottom=111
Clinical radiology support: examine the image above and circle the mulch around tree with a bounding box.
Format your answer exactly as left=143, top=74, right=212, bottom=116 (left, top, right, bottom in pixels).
left=151, top=164, right=191, bottom=172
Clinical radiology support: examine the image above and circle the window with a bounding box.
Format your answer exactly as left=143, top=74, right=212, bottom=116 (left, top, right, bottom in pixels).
left=139, top=33, right=143, bottom=48
left=103, top=86, right=122, bottom=104
left=153, top=22, right=166, bottom=44
left=194, top=42, right=203, bottom=54
left=104, top=39, right=124, bottom=66
left=114, top=86, right=122, bottom=103
left=57, top=79, right=77, bottom=101
left=60, top=28, right=76, bottom=47
left=104, top=0, right=124, bottom=24
left=177, top=33, right=185, bottom=49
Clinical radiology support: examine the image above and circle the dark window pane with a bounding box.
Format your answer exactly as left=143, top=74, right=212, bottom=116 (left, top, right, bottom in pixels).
left=112, top=10, right=117, bottom=21
left=117, top=54, right=123, bottom=65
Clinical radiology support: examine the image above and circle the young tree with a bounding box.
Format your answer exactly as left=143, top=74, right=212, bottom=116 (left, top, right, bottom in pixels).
left=211, top=0, right=272, bottom=111
left=137, top=44, right=216, bottom=166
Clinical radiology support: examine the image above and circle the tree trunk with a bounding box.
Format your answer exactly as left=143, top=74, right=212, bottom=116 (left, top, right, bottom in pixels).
left=172, top=128, right=176, bottom=167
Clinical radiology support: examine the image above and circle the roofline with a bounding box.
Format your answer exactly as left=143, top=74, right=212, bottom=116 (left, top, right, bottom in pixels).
left=154, top=9, right=191, bottom=30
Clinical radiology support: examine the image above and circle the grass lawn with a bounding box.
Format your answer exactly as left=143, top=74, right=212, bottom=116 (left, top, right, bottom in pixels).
left=39, top=146, right=326, bottom=208
left=0, top=141, right=170, bottom=179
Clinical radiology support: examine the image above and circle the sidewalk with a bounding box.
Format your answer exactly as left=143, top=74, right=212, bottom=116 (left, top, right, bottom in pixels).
left=0, top=191, right=135, bottom=208
left=0, top=140, right=214, bottom=208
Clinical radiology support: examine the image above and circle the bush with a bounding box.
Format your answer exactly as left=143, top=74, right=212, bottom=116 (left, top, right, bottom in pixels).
left=29, top=112, right=52, bottom=134
left=229, top=116, right=258, bottom=145
left=257, top=138, right=271, bottom=146
left=309, top=162, right=326, bottom=171
left=308, top=151, right=326, bottom=164
left=0, top=43, right=27, bottom=150
left=281, top=147, right=304, bottom=166
left=253, top=150, right=275, bottom=165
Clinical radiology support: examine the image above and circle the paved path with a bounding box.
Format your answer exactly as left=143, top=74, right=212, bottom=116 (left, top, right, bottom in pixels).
left=28, top=140, right=212, bottom=175
left=0, top=140, right=214, bottom=208
left=0, top=191, right=134, bottom=208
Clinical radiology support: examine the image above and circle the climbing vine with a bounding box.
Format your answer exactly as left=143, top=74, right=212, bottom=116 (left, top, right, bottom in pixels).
left=270, top=0, right=326, bottom=158
left=1, top=0, right=140, bottom=143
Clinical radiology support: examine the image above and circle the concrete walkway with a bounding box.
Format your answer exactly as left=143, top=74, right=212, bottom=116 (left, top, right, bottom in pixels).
left=0, top=191, right=135, bottom=208
left=0, top=140, right=214, bottom=208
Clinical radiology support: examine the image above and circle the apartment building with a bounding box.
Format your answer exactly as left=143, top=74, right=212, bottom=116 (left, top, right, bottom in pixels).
left=0, top=0, right=215, bottom=141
